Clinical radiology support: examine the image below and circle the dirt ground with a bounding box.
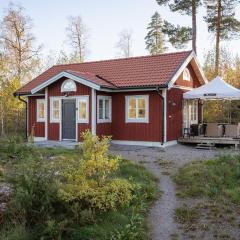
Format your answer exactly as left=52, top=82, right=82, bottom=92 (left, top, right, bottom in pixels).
left=110, top=143, right=239, bottom=240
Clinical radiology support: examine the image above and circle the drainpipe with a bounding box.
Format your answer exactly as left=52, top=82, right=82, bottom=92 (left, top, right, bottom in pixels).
left=15, top=94, right=28, bottom=140
left=156, top=87, right=166, bottom=145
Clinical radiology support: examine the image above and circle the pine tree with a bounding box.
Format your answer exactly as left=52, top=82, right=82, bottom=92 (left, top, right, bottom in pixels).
left=204, top=0, right=240, bottom=75
left=156, top=0, right=201, bottom=54
left=163, top=21, right=192, bottom=49
left=145, top=12, right=167, bottom=55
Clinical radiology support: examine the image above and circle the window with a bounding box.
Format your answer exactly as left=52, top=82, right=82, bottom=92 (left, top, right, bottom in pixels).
left=37, top=99, right=45, bottom=122
left=183, top=68, right=190, bottom=81
left=77, top=96, right=89, bottom=123
left=97, top=96, right=112, bottom=123
left=190, top=100, right=198, bottom=124
left=61, top=79, right=77, bottom=92
left=50, top=98, right=61, bottom=122
left=126, top=95, right=149, bottom=123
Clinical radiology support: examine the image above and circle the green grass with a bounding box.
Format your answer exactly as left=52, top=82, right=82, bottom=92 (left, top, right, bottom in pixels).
left=174, top=154, right=240, bottom=204
left=0, top=140, right=158, bottom=240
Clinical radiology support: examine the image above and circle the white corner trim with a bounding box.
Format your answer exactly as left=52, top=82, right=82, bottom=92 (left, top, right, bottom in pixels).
left=168, top=51, right=208, bottom=89
left=125, top=95, right=149, bottom=123
left=91, top=89, right=96, bottom=135
left=97, top=95, right=112, bottom=123
left=77, top=96, right=89, bottom=123
left=36, top=99, right=46, bottom=122
left=45, top=88, right=48, bottom=140
left=162, top=89, right=167, bottom=143
left=31, top=71, right=100, bottom=94
left=26, top=97, right=29, bottom=136
left=33, top=137, right=46, bottom=142
left=162, top=140, right=178, bottom=147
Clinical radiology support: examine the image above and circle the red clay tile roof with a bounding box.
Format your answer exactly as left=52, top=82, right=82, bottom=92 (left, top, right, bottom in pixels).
left=16, top=50, right=192, bottom=94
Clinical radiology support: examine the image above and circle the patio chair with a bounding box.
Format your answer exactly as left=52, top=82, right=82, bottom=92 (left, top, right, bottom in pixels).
left=225, top=124, right=240, bottom=138
left=206, top=123, right=223, bottom=137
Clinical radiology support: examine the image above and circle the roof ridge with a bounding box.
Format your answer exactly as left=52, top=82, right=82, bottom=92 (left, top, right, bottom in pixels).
left=53, top=50, right=193, bottom=68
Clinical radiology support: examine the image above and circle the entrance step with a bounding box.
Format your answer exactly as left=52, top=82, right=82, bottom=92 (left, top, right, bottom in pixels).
left=196, top=143, right=216, bottom=150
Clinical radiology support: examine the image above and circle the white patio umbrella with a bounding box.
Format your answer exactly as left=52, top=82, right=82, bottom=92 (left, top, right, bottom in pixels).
left=183, top=76, right=240, bottom=100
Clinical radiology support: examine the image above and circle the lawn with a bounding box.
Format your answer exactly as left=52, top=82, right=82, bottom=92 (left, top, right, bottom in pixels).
left=174, top=153, right=240, bottom=239
left=0, top=135, right=158, bottom=240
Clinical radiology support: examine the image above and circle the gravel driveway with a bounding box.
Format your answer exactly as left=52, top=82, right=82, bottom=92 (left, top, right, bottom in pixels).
left=110, top=143, right=218, bottom=240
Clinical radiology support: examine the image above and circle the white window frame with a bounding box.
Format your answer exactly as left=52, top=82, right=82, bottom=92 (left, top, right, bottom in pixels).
left=50, top=98, right=61, bottom=123
left=36, top=99, right=45, bottom=122
left=183, top=68, right=190, bottom=81
left=61, top=79, right=77, bottom=92
left=189, top=100, right=198, bottom=124
left=77, top=96, right=89, bottom=123
left=97, top=95, right=112, bottom=123
left=125, top=95, right=149, bottom=123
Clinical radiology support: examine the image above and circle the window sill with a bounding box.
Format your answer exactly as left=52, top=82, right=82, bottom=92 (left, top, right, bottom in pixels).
left=126, top=119, right=149, bottom=123
left=97, top=119, right=112, bottom=123
left=37, top=119, right=45, bottom=123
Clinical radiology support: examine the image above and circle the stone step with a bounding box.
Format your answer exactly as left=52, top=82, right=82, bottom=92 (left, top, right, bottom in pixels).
left=196, top=143, right=216, bottom=150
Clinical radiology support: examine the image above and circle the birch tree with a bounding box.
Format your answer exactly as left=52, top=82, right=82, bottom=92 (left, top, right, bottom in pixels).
left=66, top=16, right=89, bottom=62
left=0, top=4, right=41, bottom=84
left=116, top=30, right=133, bottom=58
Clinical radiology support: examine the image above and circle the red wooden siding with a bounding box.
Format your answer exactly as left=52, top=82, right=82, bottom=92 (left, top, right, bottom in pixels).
left=96, top=91, right=112, bottom=137
left=47, top=77, right=92, bottom=141
left=111, top=91, right=162, bottom=142
left=27, top=60, right=205, bottom=143
left=28, top=96, right=45, bottom=137
left=167, top=88, right=184, bottom=141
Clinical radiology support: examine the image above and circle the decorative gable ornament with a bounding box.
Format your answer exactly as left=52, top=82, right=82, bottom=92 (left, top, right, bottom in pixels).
left=61, top=79, right=77, bottom=92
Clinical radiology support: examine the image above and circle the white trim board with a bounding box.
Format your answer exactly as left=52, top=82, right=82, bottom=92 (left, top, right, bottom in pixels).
left=91, top=89, right=96, bottom=135
left=33, top=137, right=46, bottom=142
left=31, top=71, right=100, bottom=94
left=172, top=85, right=193, bottom=91
left=111, top=140, right=177, bottom=148
left=45, top=87, right=48, bottom=140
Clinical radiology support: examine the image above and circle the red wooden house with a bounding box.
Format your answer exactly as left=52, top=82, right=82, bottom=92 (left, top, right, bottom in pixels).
left=14, top=50, right=207, bottom=147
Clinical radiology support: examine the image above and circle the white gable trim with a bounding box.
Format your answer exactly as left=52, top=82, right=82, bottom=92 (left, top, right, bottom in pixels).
left=168, top=51, right=208, bottom=89
left=31, top=71, right=100, bottom=94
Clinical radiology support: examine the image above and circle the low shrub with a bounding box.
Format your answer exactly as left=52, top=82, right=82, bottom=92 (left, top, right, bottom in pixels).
left=1, top=130, right=153, bottom=239
left=57, top=130, right=134, bottom=212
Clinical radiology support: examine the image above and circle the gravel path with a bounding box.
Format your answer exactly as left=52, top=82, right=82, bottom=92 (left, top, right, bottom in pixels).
left=110, top=143, right=217, bottom=240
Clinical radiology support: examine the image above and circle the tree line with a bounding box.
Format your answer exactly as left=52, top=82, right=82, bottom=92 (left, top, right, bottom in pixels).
left=0, top=1, right=240, bottom=136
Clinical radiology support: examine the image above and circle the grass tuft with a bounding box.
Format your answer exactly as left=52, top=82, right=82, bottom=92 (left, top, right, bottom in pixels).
left=174, top=154, right=240, bottom=203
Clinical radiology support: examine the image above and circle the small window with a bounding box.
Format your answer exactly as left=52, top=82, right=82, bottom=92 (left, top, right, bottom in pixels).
left=50, top=98, right=61, bottom=122
left=183, top=68, right=190, bottom=81
left=126, top=95, right=149, bottom=123
left=61, top=79, right=77, bottom=92
left=97, top=96, right=112, bottom=123
left=37, top=99, right=45, bottom=122
left=77, top=96, right=89, bottom=123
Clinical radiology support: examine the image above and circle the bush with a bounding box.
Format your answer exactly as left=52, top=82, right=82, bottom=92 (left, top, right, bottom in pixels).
left=57, top=130, right=134, bottom=212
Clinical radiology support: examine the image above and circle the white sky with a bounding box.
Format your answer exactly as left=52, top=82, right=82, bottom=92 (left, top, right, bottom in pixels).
left=1, top=0, right=240, bottom=65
